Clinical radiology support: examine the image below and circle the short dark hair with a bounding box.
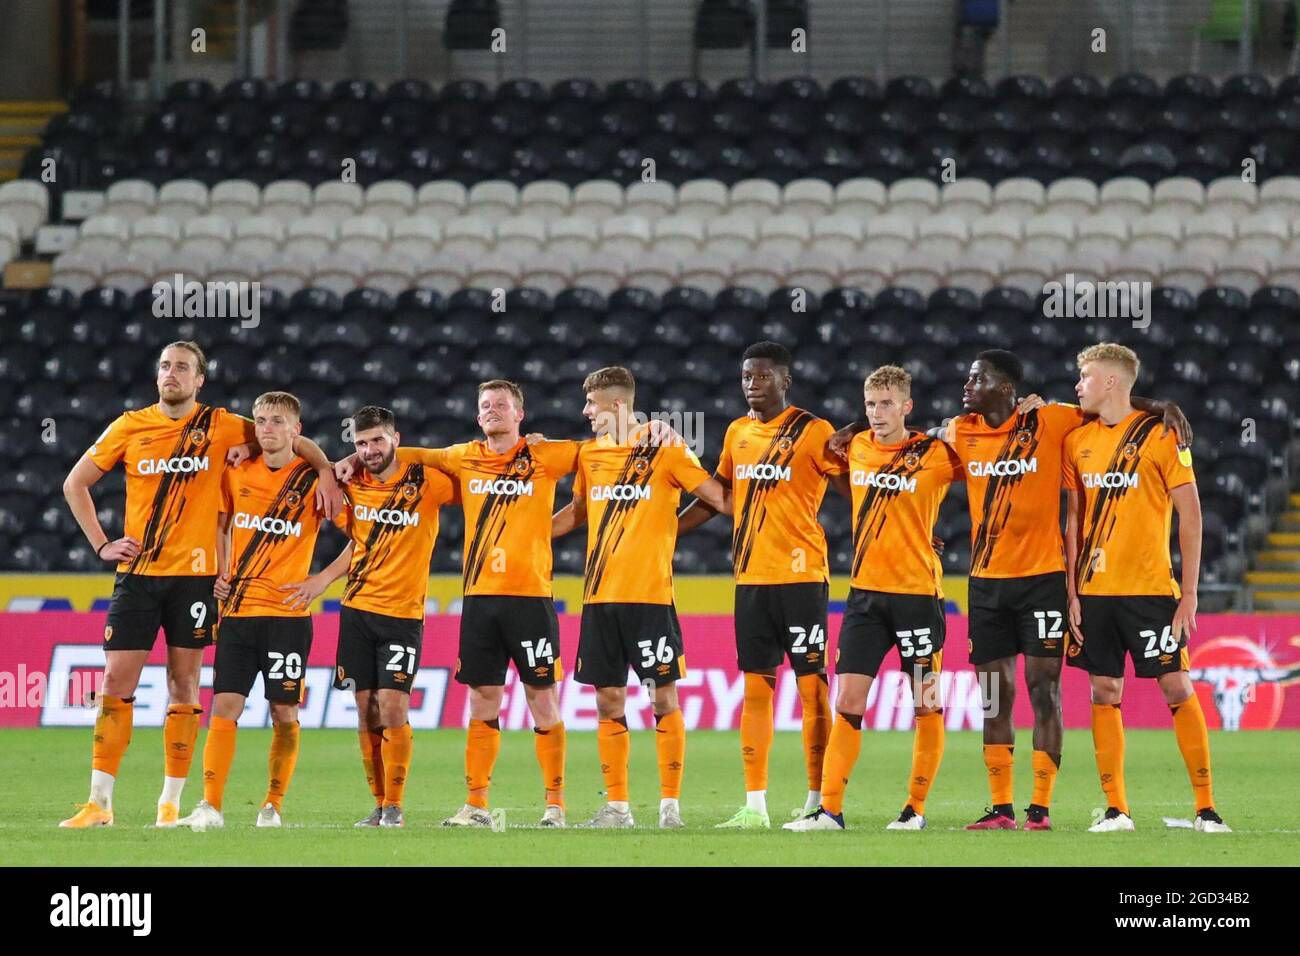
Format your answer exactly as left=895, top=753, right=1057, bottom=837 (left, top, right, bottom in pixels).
left=742, top=341, right=793, bottom=369
left=352, top=405, right=396, bottom=433
left=975, top=349, right=1023, bottom=386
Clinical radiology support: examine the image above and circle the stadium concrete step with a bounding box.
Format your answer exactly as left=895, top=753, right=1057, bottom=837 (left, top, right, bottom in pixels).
left=1256, top=549, right=1300, bottom=570
left=0, top=100, right=65, bottom=182
left=1245, top=570, right=1300, bottom=587
left=1266, top=532, right=1300, bottom=548
left=1280, top=511, right=1300, bottom=530
left=1252, top=591, right=1300, bottom=611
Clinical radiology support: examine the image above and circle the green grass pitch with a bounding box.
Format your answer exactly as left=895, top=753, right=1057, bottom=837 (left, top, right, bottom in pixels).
left=3, top=728, right=1296, bottom=866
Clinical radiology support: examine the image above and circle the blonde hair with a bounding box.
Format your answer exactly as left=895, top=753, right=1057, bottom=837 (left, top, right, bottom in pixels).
left=1077, top=342, right=1140, bottom=385
left=582, top=366, right=636, bottom=398
left=478, top=379, right=525, bottom=409
left=864, top=365, right=912, bottom=395
left=253, top=391, right=301, bottom=418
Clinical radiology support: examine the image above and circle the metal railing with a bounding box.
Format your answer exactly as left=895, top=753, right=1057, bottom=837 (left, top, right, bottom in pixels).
left=94, top=0, right=1299, bottom=98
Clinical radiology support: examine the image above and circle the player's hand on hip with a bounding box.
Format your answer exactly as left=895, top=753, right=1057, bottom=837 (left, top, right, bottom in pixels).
left=100, top=536, right=141, bottom=563
left=226, top=443, right=252, bottom=468
left=1016, top=393, right=1045, bottom=413
left=524, top=432, right=545, bottom=445
left=1172, top=592, right=1198, bottom=642
left=1067, top=595, right=1084, bottom=644
left=213, top=574, right=232, bottom=601
left=279, top=575, right=324, bottom=612
left=931, top=535, right=944, bottom=556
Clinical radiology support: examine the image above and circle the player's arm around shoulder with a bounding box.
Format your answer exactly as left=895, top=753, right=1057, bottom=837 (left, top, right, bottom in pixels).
left=1168, top=438, right=1202, bottom=641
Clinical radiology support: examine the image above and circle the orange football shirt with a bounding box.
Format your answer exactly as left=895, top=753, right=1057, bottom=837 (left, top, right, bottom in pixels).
left=848, top=430, right=963, bottom=596
left=1063, top=410, right=1195, bottom=598
left=944, top=403, right=1086, bottom=579
left=87, top=403, right=257, bottom=576
left=399, top=439, right=581, bottom=597
left=333, top=461, right=458, bottom=619
left=220, top=456, right=324, bottom=618
left=575, top=428, right=712, bottom=605
left=716, top=407, right=846, bottom=585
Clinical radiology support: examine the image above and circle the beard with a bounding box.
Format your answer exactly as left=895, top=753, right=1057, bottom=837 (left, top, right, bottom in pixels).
left=363, top=447, right=396, bottom=475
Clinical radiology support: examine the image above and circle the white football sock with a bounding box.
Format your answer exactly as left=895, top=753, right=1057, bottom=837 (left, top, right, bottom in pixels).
left=804, top=790, right=822, bottom=812
left=608, top=800, right=630, bottom=813
left=745, top=790, right=767, bottom=814
left=90, top=769, right=115, bottom=811
left=659, top=797, right=679, bottom=813
left=159, top=775, right=185, bottom=807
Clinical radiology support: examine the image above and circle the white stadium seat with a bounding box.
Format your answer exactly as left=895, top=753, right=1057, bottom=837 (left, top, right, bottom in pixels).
left=467, top=180, right=520, bottom=222
left=547, top=216, right=599, bottom=258
left=284, top=216, right=338, bottom=258
left=652, top=215, right=706, bottom=257
left=260, top=180, right=312, bottom=222
left=834, top=177, right=887, bottom=218
left=1098, top=177, right=1152, bottom=218
left=570, top=180, right=623, bottom=219
left=729, top=178, right=782, bottom=219
left=364, top=180, right=416, bottom=221
left=129, top=216, right=180, bottom=257
left=101, top=179, right=157, bottom=220
left=336, top=215, right=390, bottom=259
left=519, top=180, right=572, bottom=220
left=231, top=216, right=283, bottom=259
left=0, top=180, right=50, bottom=239
left=208, top=179, right=260, bottom=220
left=388, top=216, right=442, bottom=259
left=416, top=180, right=467, bottom=219
left=676, top=179, right=728, bottom=219
left=156, top=179, right=209, bottom=222
left=313, top=181, right=364, bottom=221
left=623, top=181, right=675, bottom=220
left=781, top=178, right=834, bottom=218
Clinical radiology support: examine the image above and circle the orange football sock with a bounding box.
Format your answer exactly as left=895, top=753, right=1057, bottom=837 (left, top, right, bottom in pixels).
left=820, top=712, right=863, bottom=816
left=202, top=716, right=238, bottom=812
left=740, top=673, right=775, bottom=792
left=358, top=728, right=385, bottom=806
left=654, top=709, right=686, bottom=800
left=908, top=712, right=945, bottom=815
left=1171, top=694, right=1215, bottom=812
left=597, top=717, right=630, bottom=803
left=797, top=673, right=831, bottom=792
left=264, top=721, right=300, bottom=812
left=381, top=723, right=413, bottom=808
left=1031, top=750, right=1060, bottom=809
left=1091, top=703, right=1129, bottom=815
left=983, top=743, right=1015, bottom=807
left=534, top=722, right=566, bottom=807
left=465, top=718, right=501, bottom=809
left=91, top=694, right=134, bottom=777
left=163, top=703, right=202, bottom=779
